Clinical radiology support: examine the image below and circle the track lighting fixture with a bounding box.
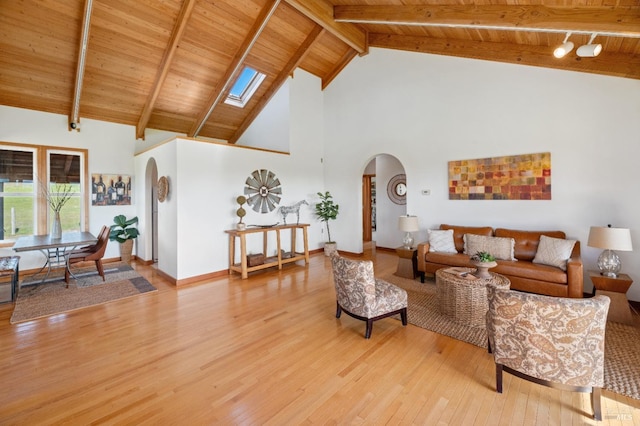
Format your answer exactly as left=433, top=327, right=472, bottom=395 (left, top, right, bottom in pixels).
left=553, top=33, right=574, bottom=58
left=577, top=33, right=602, bottom=57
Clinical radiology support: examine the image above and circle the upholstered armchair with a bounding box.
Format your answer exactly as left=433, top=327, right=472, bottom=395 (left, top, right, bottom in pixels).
left=331, top=255, right=408, bottom=339
left=486, top=285, right=610, bottom=421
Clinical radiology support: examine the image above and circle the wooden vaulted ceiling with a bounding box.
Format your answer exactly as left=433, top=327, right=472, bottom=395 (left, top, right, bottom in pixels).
left=1, top=1, right=639, bottom=143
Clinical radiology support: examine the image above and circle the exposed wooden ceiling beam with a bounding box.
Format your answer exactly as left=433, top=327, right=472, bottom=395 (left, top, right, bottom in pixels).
left=285, top=0, right=367, bottom=54
left=136, top=0, right=196, bottom=140
left=189, top=0, right=281, bottom=138
left=322, top=49, right=357, bottom=90
left=369, top=33, right=640, bottom=80
left=335, top=5, right=640, bottom=38
left=69, top=0, right=93, bottom=131
left=229, top=26, right=325, bottom=144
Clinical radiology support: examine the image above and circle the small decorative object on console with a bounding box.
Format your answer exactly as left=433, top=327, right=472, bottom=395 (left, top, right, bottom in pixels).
left=236, top=196, right=247, bottom=230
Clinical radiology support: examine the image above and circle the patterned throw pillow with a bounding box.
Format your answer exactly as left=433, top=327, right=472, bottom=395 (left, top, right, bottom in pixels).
left=463, top=234, right=516, bottom=261
left=532, top=235, right=577, bottom=271
left=428, top=229, right=457, bottom=253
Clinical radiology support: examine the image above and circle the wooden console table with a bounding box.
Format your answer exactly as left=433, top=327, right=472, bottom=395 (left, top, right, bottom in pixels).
left=225, top=224, right=310, bottom=279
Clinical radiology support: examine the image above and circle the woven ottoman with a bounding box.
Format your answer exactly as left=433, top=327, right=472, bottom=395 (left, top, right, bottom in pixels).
left=436, top=267, right=510, bottom=328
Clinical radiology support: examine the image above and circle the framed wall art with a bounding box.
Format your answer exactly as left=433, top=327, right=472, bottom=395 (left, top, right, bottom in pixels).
left=448, top=152, right=551, bottom=200
left=91, top=174, right=132, bottom=206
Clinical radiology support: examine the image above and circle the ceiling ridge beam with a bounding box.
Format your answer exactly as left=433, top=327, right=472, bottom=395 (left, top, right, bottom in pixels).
left=285, top=0, right=368, bottom=54
left=228, top=26, right=325, bottom=144
left=335, top=5, right=640, bottom=38
left=369, top=33, right=640, bottom=80
left=189, top=0, right=281, bottom=138
left=69, top=0, right=94, bottom=131
left=135, top=0, right=197, bottom=140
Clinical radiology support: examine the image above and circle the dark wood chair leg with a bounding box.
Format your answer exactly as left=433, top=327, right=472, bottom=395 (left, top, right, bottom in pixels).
left=496, top=364, right=503, bottom=393
left=96, top=259, right=105, bottom=281
left=420, top=272, right=425, bottom=283
left=592, top=387, right=602, bottom=421
left=400, top=308, right=407, bottom=326
left=487, top=338, right=492, bottom=354
left=365, top=319, right=373, bottom=339
left=335, top=302, right=342, bottom=318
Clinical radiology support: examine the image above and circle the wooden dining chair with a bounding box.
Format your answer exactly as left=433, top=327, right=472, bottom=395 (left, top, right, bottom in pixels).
left=65, top=226, right=110, bottom=285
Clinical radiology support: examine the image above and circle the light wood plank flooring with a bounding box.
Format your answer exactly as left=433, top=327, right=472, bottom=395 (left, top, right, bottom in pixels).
left=0, top=250, right=639, bottom=425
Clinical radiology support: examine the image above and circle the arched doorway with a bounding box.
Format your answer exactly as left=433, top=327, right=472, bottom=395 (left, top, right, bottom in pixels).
left=145, top=158, right=159, bottom=263
left=362, top=154, right=407, bottom=250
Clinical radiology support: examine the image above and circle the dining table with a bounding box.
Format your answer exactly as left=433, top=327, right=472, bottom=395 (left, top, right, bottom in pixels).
left=12, top=231, right=97, bottom=284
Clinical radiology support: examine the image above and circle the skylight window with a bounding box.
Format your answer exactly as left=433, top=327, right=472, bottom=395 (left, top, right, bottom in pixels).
left=225, top=66, right=266, bottom=108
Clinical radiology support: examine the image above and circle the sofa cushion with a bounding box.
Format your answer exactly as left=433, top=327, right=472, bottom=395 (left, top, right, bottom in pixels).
left=532, top=235, right=577, bottom=271
left=440, top=224, right=493, bottom=253
left=493, top=260, right=568, bottom=284
left=495, top=228, right=566, bottom=261
left=463, top=234, right=516, bottom=261
left=428, top=229, right=457, bottom=253
left=424, top=252, right=474, bottom=268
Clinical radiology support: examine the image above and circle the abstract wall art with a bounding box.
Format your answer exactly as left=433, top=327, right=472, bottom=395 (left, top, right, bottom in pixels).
left=448, top=152, right=551, bottom=200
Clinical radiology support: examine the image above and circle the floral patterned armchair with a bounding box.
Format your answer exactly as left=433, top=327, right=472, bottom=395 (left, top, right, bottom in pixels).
left=486, top=285, right=610, bottom=421
left=331, top=255, right=408, bottom=339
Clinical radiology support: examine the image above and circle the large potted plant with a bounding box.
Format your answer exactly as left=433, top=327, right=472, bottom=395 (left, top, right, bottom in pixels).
left=315, top=191, right=339, bottom=256
left=109, top=215, right=139, bottom=263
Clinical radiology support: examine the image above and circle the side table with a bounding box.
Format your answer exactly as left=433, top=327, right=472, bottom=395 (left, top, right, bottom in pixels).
left=395, top=247, right=417, bottom=279
left=589, top=271, right=634, bottom=325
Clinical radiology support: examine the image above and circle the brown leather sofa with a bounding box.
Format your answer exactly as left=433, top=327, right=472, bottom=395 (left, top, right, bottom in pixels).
left=417, top=224, right=584, bottom=298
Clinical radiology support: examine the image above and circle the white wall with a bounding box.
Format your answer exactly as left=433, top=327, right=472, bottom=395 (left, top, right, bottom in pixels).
left=0, top=106, right=142, bottom=268
left=323, top=48, right=640, bottom=301
left=237, top=80, right=290, bottom=152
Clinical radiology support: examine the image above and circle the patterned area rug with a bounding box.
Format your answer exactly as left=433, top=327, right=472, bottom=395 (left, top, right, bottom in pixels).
left=384, top=274, right=640, bottom=400
left=11, top=263, right=157, bottom=324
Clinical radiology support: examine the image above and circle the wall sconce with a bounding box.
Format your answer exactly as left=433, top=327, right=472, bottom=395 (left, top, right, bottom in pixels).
left=577, top=33, right=602, bottom=57
left=398, top=215, right=419, bottom=249
left=587, top=224, right=633, bottom=277
left=553, top=33, right=574, bottom=58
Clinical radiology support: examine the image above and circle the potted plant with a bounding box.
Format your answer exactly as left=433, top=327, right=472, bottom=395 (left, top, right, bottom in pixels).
left=470, top=251, right=497, bottom=279
left=315, top=191, right=339, bottom=256
left=109, top=215, right=139, bottom=263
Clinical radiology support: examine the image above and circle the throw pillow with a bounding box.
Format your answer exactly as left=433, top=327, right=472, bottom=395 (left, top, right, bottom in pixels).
left=428, top=229, right=457, bottom=253
left=463, top=234, right=516, bottom=261
left=532, top=235, right=577, bottom=271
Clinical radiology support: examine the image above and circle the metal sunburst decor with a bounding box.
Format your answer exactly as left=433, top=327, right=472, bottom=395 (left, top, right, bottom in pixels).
left=244, top=169, right=282, bottom=213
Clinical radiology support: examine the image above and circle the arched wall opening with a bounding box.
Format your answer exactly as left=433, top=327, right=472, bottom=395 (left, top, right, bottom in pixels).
left=144, top=158, right=158, bottom=263
left=361, top=153, right=408, bottom=251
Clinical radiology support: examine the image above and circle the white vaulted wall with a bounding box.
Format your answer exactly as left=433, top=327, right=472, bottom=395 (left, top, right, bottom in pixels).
left=322, top=48, right=640, bottom=301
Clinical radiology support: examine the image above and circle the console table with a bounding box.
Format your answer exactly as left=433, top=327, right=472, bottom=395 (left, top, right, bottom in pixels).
left=225, top=224, right=310, bottom=279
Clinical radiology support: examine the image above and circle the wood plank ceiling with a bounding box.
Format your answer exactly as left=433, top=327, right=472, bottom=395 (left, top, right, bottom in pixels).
left=1, top=1, right=639, bottom=143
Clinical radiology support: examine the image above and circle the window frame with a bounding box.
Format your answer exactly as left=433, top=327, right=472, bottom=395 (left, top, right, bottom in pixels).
left=224, top=66, right=267, bottom=108
left=0, top=142, right=89, bottom=246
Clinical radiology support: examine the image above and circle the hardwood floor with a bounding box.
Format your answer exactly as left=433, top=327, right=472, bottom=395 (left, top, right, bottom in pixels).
left=1, top=250, right=639, bottom=425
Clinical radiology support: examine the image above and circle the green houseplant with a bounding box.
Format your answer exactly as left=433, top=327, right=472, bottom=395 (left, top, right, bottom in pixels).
left=109, top=215, right=139, bottom=263
left=315, top=191, right=339, bottom=256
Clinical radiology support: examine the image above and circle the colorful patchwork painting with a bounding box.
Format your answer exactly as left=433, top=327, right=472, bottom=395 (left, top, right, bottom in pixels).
left=448, top=152, right=551, bottom=200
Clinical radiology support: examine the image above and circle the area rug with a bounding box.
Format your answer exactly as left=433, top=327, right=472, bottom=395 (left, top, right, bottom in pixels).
left=10, top=263, right=157, bottom=324
left=384, top=274, right=640, bottom=400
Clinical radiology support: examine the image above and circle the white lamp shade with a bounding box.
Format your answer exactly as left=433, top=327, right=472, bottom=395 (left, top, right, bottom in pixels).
left=587, top=226, right=633, bottom=251
left=398, top=215, right=419, bottom=232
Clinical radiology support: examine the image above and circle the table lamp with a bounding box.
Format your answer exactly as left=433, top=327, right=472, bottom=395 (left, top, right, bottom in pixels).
left=587, top=225, right=633, bottom=278
left=398, top=215, right=419, bottom=249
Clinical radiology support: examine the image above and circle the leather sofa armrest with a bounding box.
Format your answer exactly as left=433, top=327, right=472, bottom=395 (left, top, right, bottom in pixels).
left=417, top=242, right=430, bottom=272
left=566, top=254, right=584, bottom=298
